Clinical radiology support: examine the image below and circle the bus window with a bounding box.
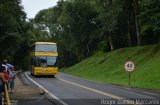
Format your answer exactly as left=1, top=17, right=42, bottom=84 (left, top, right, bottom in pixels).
left=36, top=56, right=47, bottom=67
left=47, top=56, right=57, bottom=67
left=35, top=44, right=57, bottom=52
left=33, top=56, right=57, bottom=67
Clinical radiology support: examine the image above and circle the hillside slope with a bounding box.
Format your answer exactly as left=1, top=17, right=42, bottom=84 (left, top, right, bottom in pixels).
left=61, top=44, right=160, bottom=91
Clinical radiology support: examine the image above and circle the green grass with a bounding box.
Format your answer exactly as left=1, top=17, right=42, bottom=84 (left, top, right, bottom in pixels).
left=61, top=44, right=160, bottom=91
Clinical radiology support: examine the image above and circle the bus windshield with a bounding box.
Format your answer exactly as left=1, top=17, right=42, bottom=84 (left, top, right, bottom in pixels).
left=35, top=44, right=57, bottom=52
left=32, top=56, right=57, bottom=67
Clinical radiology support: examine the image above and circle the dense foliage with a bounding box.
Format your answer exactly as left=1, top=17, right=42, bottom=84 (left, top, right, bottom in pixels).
left=0, top=0, right=46, bottom=69
left=0, top=0, right=160, bottom=69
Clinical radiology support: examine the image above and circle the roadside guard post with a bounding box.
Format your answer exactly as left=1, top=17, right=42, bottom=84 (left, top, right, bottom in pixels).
left=124, top=61, right=135, bottom=86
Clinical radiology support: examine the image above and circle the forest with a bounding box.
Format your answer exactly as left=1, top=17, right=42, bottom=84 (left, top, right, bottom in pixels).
left=0, top=0, right=160, bottom=69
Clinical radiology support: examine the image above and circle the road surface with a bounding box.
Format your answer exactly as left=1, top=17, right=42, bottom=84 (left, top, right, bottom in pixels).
left=25, top=72, right=160, bottom=105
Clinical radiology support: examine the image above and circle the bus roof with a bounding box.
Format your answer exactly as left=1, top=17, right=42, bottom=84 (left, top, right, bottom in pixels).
left=33, top=42, right=56, bottom=45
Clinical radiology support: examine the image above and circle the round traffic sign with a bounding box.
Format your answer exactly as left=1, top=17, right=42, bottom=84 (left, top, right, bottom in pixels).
left=124, top=61, right=135, bottom=72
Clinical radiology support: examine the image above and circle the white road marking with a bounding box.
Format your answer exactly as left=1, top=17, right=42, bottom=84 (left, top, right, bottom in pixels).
left=59, top=73, right=158, bottom=97
left=57, top=77, right=123, bottom=99
left=25, top=72, right=68, bottom=105
left=58, top=77, right=141, bottom=105
left=24, top=72, right=141, bottom=105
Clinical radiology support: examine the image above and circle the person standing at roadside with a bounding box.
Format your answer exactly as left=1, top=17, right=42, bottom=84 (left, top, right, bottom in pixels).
left=0, top=63, right=9, bottom=104
left=9, top=68, right=16, bottom=93
left=3, top=59, right=13, bottom=74
left=2, top=60, right=11, bottom=82
left=2, top=59, right=14, bottom=91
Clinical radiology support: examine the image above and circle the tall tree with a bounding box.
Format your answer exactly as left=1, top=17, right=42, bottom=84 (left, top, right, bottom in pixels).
left=97, top=0, right=122, bottom=50
left=0, top=0, right=26, bottom=61
left=139, top=0, right=160, bottom=44
left=133, top=0, right=141, bottom=46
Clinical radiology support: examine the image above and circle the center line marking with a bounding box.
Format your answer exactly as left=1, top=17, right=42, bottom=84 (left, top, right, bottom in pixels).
left=58, top=77, right=141, bottom=105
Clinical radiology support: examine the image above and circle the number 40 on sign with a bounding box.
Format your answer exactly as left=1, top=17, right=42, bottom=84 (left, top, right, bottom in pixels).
left=124, top=60, right=135, bottom=86
left=124, top=61, right=135, bottom=72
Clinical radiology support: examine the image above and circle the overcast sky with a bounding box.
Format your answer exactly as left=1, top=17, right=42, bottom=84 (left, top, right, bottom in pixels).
left=22, top=0, right=59, bottom=18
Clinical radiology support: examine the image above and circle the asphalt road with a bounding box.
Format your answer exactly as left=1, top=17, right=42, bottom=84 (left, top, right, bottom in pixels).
left=26, top=72, right=160, bottom=105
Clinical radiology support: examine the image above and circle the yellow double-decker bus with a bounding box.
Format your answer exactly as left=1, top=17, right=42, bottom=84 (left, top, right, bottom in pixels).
left=30, top=42, right=58, bottom=76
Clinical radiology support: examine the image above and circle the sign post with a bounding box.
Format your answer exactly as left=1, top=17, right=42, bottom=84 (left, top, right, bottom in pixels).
left=124, top=61, right=135, bottom=86
left=129, top=72, right=130, bottom=86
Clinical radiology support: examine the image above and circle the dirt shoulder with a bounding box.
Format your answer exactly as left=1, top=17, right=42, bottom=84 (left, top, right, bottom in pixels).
left=9, top=73, right=54, bottom=105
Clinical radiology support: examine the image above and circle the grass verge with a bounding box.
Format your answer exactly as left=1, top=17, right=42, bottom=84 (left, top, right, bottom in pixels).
left=61, top=44, right=160, bottom=91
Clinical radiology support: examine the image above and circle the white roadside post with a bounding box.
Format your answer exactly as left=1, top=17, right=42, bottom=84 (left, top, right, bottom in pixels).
left=124, top=61, right=135, bottom=86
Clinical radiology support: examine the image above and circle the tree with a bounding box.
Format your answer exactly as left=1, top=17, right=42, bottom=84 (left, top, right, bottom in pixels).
left=0, top=0, right=26, bottom=62
left=97, top=0, right=122, bottom=50
left=139, top=0, right=160, bottom=44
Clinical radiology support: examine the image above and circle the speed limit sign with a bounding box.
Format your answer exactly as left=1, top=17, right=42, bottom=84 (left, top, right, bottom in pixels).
left=124, top=61, right=135, bottom=72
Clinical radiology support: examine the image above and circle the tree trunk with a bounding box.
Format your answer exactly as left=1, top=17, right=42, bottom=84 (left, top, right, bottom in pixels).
left=127, top=20, right=132, bottom=46
left=86, top=43, right=90, bottom=56
left=108, top=0, right=114, bottom=51
left=124, top=0, right=133, bottom=47
left=135, top=16, right=141, bottom=46
left=108, top=32, right=114, bottom=51
left=76, top=47, right=81, bottom=62
left=133, top=0, right=141, bottom=46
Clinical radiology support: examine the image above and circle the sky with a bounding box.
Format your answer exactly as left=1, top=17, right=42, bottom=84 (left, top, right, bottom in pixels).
left=22, top=0, right=59, bottom=19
